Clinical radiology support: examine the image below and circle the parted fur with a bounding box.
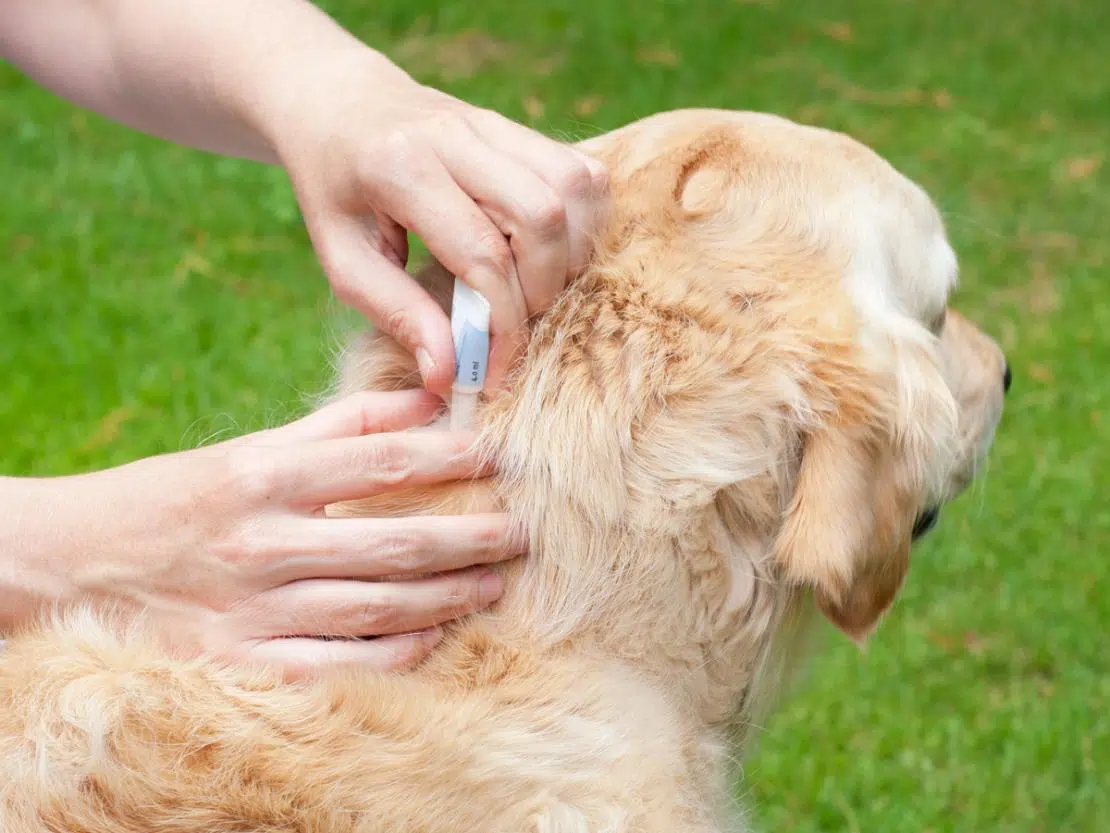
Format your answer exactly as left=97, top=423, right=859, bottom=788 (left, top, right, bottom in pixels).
left=0, top=109, right=1007, bottom=832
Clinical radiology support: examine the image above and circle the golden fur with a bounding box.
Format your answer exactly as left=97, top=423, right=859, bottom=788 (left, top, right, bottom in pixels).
left=0, top=109, right=1008, bottom=832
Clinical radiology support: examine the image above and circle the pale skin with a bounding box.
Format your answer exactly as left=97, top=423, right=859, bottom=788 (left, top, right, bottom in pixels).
left=0, top=0, right=610, bottom=674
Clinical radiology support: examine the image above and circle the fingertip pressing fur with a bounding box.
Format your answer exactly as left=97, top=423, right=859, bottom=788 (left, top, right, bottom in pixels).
left=0, top=108, right=1008, bottom=832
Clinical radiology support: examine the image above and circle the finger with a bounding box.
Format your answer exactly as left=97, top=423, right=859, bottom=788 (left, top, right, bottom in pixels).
left=472, top=109, right=610, bottom=280
left=276, top=429, right=490, bottom=508
left=314, top=215, right=456, bottom=394
left=246, top=628, right=443, bottom=678
left=254, top=567, right=504, bottom=639
left=264, top=513, right=524, bottom=584
left=433, top=125, right=569, bottom=320
left=361, top=139, right=529, bottom=391
left=248, top=390, right=445, bottom=448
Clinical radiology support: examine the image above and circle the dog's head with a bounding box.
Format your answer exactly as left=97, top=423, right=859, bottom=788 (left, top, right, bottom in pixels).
left=570, top=109, right=1008, bottom=643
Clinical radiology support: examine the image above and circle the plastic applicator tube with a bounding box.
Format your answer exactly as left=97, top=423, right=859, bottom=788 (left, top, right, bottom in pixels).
left=449, top=278, right=491, bottom=431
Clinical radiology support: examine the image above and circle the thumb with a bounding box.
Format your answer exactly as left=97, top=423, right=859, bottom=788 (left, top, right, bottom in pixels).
left=313, top=215, right=456, bottom=395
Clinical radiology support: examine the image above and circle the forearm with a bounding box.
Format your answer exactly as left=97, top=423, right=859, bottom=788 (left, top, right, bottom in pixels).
left=0, top=0, right=405, bottom=164
left=0, top=477, right=82, bottom=634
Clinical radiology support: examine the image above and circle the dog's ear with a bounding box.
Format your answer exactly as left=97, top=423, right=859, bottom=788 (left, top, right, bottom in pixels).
left=772, top=390, right=917, bottom=644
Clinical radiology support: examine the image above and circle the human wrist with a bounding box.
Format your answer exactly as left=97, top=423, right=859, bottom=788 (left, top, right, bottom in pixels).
left=246, top=40, right=419, bottom=171
left=0, top=476, right=84, bottom=634
left=0, top=462, right=189, bottom=636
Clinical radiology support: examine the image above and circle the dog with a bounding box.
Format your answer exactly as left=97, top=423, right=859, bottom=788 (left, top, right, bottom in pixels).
left=0, top=108, right=1008, bottom=832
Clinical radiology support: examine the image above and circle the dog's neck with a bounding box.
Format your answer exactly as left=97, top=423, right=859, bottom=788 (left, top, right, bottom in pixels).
left=399, top=423, right=806, bottom=740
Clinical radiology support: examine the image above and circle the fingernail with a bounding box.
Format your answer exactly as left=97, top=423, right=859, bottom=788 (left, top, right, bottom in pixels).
left=478, top=571, right=504, bottom=607
left=416, top=348, right=436, bottom=386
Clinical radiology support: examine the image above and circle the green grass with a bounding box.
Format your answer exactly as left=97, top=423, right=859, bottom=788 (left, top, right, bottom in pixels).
left=2, top=0, right=1107, bottom=830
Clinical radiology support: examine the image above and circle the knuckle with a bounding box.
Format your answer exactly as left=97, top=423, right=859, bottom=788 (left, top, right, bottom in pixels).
left=375, top=129, right=418, bottom=170
left=382, top=306, right=420, bottom=351
left=359, top=593, right=400, bottom=633
left=425, top=111, right=467, bottom=138
left=552, top=158, right=596, bottom=199
left=361, top=436, right=415, bottom=486
left=224, top=447, right=282, bottom=503
left=444, top=577, right=482, bottom=617
left=471, top=233, right=514, bottom=281
left=375, top=530, right=433, bottom=573
left=521, top=192, right=567, bottom=237
left=363, top=130, right=430, bottom=193
left=212, top=522, right=270, bottom=573
left=473, top=520, right=509, bottom=556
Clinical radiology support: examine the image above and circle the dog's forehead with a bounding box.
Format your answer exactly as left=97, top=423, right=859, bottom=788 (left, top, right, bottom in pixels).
left=722, top=110, right=959, bottom=333
left=577, top=108, right=805, bottom=177
left=836, top=179, right=957, bottom=334
left=579, top=108, right=957, bottom=331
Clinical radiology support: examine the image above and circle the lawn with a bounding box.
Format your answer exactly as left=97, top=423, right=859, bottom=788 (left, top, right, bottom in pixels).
left=1, top=0, right=1107, bottom=830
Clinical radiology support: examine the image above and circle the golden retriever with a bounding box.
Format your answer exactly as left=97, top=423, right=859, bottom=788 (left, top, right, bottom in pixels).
left=0, top=108, right=1009, bottom=832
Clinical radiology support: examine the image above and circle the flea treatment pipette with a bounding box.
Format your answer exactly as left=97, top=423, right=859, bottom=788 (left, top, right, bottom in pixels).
left=448, top=279, right=490, bottom=430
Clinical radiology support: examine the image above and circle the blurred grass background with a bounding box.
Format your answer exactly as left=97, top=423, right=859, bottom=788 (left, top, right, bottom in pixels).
left=1, top=0, right=1107, bottom=830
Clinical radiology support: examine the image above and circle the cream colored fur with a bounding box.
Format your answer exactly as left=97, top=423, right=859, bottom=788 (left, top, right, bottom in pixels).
left=0, top=109, right=1008, bottom=832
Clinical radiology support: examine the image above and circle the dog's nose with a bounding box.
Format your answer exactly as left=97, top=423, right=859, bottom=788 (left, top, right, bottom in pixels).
left=1002, top=361, right=1013, bottom=394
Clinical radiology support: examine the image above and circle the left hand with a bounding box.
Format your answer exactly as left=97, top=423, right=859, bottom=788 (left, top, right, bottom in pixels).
left=258, top=52, right=611, bottom=395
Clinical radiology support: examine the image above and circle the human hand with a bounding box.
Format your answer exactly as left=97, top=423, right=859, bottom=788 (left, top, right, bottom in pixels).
left=258, top=53, right=610, bottom=394
left=1, top=391, right=521, bottom=677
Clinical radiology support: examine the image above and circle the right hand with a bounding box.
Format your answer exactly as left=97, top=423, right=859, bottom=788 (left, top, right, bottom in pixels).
left=7, top=390, right=520, bottom=677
